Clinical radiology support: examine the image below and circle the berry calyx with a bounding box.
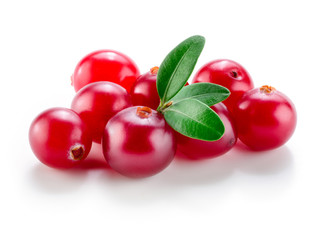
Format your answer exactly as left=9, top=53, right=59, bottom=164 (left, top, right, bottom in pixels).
left=136, top=106, right=153, bottom=118
left=150, top=66, right=159, bottom=75
left=260, top=85, right=276, bottom=94
left=70, top=145, right=85, bottom=161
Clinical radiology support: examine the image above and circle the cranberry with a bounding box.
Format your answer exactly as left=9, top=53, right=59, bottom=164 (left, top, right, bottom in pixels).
left=102, top=106, right=176, bottom=178
left=176, top=103, right=237, bottom=160
left=234, top=85, right=297, bottom=151
left=71, top=50, right=140, bottom=92
left=130, top=66, right=189, bottom=110
left=192, top=59, right=254, bottom=113
left=71, top=82, right=132, bottom=143
left=29, top=108, right=92, bottom=168
left=130, top=66, right=161, bottom=109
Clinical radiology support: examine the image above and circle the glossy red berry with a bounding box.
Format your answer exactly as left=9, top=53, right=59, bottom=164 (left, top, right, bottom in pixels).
left=234, top=85, right=297, bottom=151
left=29, top=108, right=92, bottom=168
left=71, top=50, right=140, bottom=92
left=130, top=66, right=189, bottom=110
left=102, top=106, right=176, bottom=178
left=130, top=66, right=161, bottom=109
left=176, top=102, right=237, bottom=160
left=192, top=59, right=254, bottom=113
left=71, top=81, right=132, bottom=143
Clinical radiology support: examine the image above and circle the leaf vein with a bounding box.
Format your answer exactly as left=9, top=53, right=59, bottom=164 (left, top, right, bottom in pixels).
left=162, top=44, right=193, bottom=103
left=173, top=92, right=226, bottom=104
left=166, top=108, right=216, bottom=131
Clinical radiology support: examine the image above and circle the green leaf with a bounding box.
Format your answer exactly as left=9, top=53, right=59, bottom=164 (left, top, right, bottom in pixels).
left=157, top=35, right=205, bottom=105
left=163, top=99, right=225, bottom=141
left=170, top=82, right=230, bottom=106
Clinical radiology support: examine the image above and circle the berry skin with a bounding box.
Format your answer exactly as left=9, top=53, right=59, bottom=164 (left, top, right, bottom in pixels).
left=192, top=59, right=254, bottom=113
left=130, top=67, right=161, bottom=109
left=176, top=103, right=237, bottom=160
left=234, top=85, right=297, bottom=151
left=29, top=108, right=92, bottom=168
left=102, top=106, right=176, bottom=178
left=71, top=82, right=132, bottom=143
left=71, top=50, right=140, bottom=92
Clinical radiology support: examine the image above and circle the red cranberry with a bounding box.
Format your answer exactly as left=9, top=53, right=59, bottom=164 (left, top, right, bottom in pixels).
left=176, top=103, right=237, bottom=160
left=71, top=50, right=140, bottom=92
left=71, top=82, right=132, bottom=143
left=130, top=67, right=161, bottom=109
left=234, top=85, right=297, bottom=151
left=29, top=108, right=92, bottom=168
left=192, top=59, right=254, bottom=113
left=102, top=106, right=176, bottom=178
left=130, top=67, right=189, bottom=110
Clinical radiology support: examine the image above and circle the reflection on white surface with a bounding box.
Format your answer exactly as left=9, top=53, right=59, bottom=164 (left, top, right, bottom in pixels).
left=29, top=165, right=88, bottom=193
left=27, top=140, right=294, bottom=204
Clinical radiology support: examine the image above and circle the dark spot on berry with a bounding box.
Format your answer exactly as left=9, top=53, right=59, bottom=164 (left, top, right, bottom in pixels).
left=230, top=70, right=239, bottom=78
left=71, top=145, right=84, bottom=161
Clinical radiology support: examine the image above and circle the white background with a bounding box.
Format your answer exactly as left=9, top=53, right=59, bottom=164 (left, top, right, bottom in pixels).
left=1, top=0, right=323, bottom=239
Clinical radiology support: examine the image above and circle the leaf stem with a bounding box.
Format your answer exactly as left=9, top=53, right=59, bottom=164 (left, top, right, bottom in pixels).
left=157, top=101, right=173, bottom=113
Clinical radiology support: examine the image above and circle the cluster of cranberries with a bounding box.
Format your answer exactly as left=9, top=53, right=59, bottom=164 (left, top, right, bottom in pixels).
left=29, top=49, right=297, bottom=178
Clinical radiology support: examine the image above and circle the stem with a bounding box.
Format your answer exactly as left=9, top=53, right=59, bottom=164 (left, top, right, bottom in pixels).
left=157, top=101, right=173, bottom=113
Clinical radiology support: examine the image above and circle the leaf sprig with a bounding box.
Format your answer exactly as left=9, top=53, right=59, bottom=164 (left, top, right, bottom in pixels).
left=156, top=35, right=230, bottom=141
